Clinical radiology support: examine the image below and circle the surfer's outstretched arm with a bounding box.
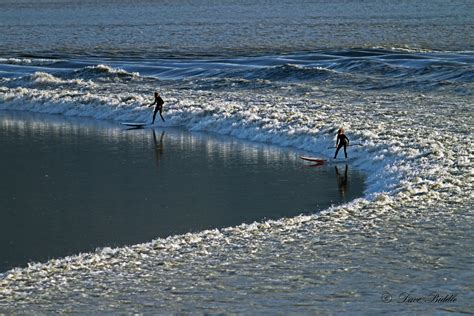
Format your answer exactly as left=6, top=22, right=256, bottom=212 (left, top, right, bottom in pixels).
left=147, top=100, right=156, bottom=107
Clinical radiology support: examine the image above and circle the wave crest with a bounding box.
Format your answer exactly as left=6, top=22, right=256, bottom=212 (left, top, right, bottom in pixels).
left=75, top=64, right=140, bottom=81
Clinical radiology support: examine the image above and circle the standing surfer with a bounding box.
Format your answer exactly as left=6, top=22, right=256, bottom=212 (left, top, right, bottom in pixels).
left=145, top=92, right=165, bottom=124
left=334, top=128, right=350, bottom=159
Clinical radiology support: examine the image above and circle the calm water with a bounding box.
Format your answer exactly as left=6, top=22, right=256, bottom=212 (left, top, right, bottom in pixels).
left=0, top=0, right=473, bottom=56
left=0, top=0, right=472, bottom=314
left=0, top=110, right=365, bottom=272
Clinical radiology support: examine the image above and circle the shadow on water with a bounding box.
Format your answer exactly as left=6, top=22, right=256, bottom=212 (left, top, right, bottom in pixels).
left=153, top=130, right=165, bottom=171
left=335, top=164, right=349, bottom=198
left=0, top=110, right=366, bottom=271
left=305, top=162, right=351, bottom=199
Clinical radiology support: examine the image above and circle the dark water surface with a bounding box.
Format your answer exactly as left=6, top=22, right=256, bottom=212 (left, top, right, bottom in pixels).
left=1, top=0, right=472, bottom=56
left=0, top=110, right=365, bottom=272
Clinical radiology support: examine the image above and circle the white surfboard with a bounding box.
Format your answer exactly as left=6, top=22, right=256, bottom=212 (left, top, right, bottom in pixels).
left=299, top=156, right=327, bottom=164
left=122, top=122, right=149, bottom=128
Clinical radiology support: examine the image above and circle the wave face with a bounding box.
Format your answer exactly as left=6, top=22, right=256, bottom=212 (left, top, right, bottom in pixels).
left=1, top=50, right=473, bottom=90
left=0, top=48, right=472, bottom=313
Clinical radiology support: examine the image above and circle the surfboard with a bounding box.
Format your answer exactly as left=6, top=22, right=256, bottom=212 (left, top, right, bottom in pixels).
left=299, top=156, right=327, bottom=164
left=122, top=122, right=149, bottom=128
left=300, top=156, right=353, bottom=166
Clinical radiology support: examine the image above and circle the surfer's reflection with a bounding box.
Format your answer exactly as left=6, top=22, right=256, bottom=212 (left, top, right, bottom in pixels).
left=335, top=164, right=348, bottom=197
left=153, top=130, right=165, bottom=169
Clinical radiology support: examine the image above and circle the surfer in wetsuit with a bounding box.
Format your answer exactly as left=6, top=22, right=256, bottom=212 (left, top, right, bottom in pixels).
left=334, top=128, right=350, bottom=159
left=146, top=92, right=165, bottom=124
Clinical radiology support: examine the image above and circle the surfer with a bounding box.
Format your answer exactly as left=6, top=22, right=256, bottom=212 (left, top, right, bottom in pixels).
left=334, top=128, right=350, bottom=159
left=145, top=92, right=165, bottom=124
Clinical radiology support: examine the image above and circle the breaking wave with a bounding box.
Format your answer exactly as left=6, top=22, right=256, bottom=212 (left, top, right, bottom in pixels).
left=0, top=49, right=472, bottom=314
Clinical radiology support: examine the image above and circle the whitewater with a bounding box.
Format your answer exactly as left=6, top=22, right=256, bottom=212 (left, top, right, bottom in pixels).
left=0, top=0, right=473, bottom=313
left=0, top=48, right=472, bottom=314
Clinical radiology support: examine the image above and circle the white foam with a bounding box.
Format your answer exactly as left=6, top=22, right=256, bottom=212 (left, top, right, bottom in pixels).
left=80, top=64, right=140, bottom=78
left=0, top=65, right=472, bottom=311
left=0, top=85, right=427, bottom=197
left=0, top=58, right=61, bottom=66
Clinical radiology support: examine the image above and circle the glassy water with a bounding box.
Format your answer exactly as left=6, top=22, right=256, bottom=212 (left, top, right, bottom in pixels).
left=0, top=110, right=365, bottom=272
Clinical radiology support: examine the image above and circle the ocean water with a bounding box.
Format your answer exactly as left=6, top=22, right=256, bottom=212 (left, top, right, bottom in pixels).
left=0, top=0, right=473, bottom=314
left=0, top=110, right=365, bottom=272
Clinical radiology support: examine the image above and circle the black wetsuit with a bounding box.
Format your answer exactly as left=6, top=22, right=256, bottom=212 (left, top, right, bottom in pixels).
left=334, top=133, right=349, bottom=159
left=152, top=96, right=165, bottom=123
